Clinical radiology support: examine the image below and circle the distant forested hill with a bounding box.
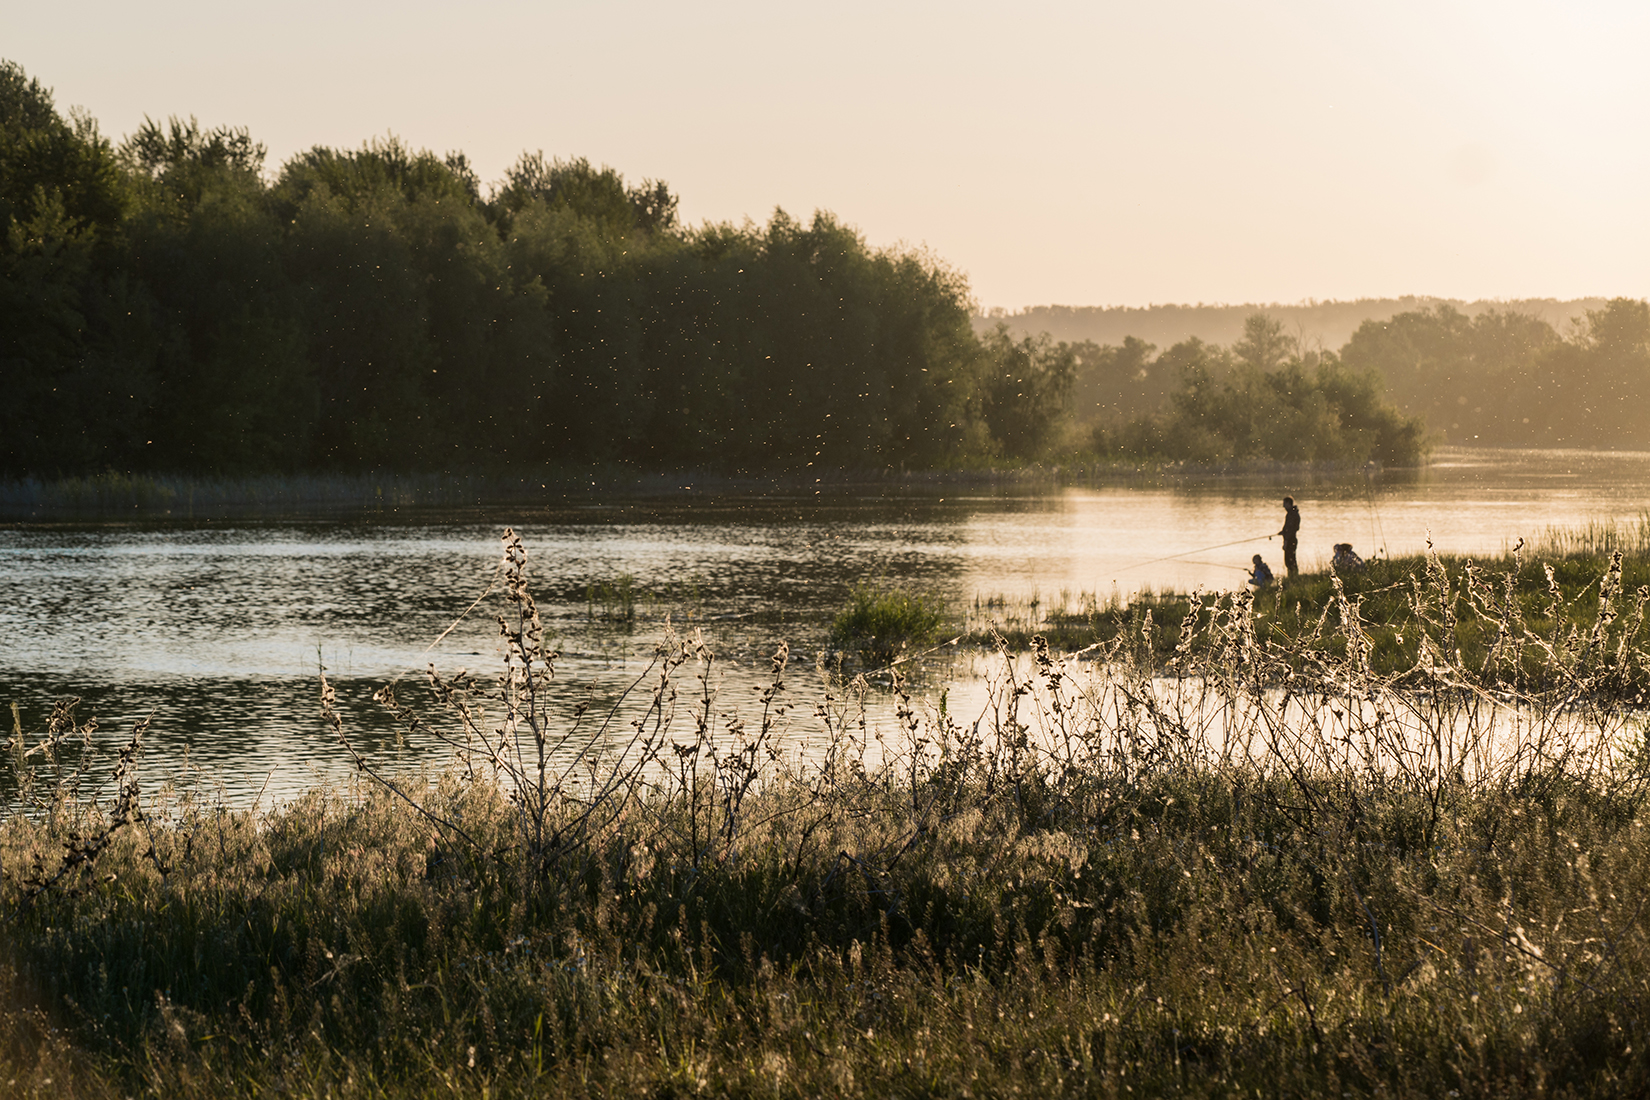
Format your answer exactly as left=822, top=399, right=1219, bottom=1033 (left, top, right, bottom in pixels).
left=976, top=298, right=1608, bottom=357
left=984, top=297, right=1650, bottom=450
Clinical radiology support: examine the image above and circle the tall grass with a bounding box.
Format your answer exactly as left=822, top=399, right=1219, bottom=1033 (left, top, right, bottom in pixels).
left=4, top=531, right=1650, bottom=1096
left=585, top=572, right=648, bottom=623
left=957, top=543, right=1650, bottom=694
left=1525, top=510, right=1650, bottom=559
left=0, top=470, right=523, bottom=520
left=0, top=468, right=695, bottom=518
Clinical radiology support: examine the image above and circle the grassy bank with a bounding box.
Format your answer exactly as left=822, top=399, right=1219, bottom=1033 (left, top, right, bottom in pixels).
left=0, top=468, right=734, bottom=519
left=7, top=753, right=1648, bottom=1096
left=4, top=529, right=1650, bottom=1097
left=966, top=541, right=1650, bottom=696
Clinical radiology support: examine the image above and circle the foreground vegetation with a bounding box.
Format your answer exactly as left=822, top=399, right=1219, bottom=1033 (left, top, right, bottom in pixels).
left=4, top=530, right=1650, bottom=1096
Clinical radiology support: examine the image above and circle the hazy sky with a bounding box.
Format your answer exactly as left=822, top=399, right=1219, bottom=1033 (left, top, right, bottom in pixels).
left=9, top=1, right=1649, bottom=310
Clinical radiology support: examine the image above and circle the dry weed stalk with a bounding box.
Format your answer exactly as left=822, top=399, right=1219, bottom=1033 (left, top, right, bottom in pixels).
left=314, top=530, right=1650, bottom=902
left=7, top=529, right=1650, bottom=1094
left=325, top=528, right=832, bottom=887
left=1, top=699, right=149, bottom=917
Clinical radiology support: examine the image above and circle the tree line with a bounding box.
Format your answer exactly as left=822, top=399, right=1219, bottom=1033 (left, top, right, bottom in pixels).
left=1338, top=300, right=1650, bottom=448
left=980, top=296, right=1607, bottom=359
left=2, top=62, right=995, bottom=476
left=1076, top=315, right=1428, bottom=465
left=4, top=60, right=1438, bottom=477
left=1066, top=298, right=1650, bottom=461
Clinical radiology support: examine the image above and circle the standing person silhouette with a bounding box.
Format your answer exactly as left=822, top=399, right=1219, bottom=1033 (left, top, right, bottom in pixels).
left=1279, top=496, right=1300, bottom=580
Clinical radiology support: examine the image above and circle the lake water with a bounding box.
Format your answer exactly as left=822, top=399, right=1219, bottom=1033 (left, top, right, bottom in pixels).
left=3, top=447, right=1648, bottom=804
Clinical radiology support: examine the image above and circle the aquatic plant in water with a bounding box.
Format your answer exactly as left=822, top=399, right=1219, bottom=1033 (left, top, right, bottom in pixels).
left=829, top=581, right=947, bottom=665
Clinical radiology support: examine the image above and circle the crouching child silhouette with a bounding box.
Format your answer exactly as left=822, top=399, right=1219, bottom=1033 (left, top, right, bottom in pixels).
left=1248, top=554, right=1274, bottom=589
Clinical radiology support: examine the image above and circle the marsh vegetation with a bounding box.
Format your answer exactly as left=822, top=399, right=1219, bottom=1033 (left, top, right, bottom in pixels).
left=4, top=528, right=1650, bottom=1096
left=963, top=532, right=1650, bottom=692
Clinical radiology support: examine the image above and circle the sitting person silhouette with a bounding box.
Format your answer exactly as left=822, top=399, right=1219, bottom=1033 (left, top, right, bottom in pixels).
left=1248, top=554, right=1274, bottom=589
left=1331, top=543, right=1365, bottom=573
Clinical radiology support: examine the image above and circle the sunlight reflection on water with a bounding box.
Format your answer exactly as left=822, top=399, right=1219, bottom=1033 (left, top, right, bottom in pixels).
left=3, top=447, right=1648, bottom=803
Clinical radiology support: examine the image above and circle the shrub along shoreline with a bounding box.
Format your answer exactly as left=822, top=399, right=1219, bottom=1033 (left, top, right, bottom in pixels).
left=3, top=530, right=1649, bottom=1096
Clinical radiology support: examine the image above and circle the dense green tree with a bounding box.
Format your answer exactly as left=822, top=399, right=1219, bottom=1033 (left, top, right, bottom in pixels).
left=0, top=61, right=126, bottom=244
left=121, top=116, right=265, bottom=211
left=404, top=195, right=558, bottom=463
left=1339, top=304, right=1559, bottom=444
left=504, top=183, right=651, bottom=461
left=115, top=116, right=312, bottom=470
left=279, top=185, right=440, bottom=465
left=1092, top=315, right=1425, bottom=466
left=16, top=54, right=1649, bottom=477
left=859, top=246, right=985, bottom=465
left=620, top=210, right=985, bottom=470
left=979, top=325, right=1075, bottom=457
left=273, top=137, right=478, bottom=213
left=493, top=153, right=677, bottom=235
left=0, top=59, right=1158, bottom=477
left=1312, top=359, right=1428, bottom=465
left=129, top=193, right=310, bottom=471
left=269, top=139, right=558, bottom=466
left=1067, top=335, right=1158, bottom=423
left=1232, top=312, right=1294, bottom=371
left=0, top=61, right=141, bottom=474
left=1520, top=298, right=1650, bottom=448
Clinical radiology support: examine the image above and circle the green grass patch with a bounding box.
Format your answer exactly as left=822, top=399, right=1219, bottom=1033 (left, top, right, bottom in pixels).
left=958, top=546, right=1650, bottom=695
left=830, top=582, right=947, bottom=665
left=585, top=572, right=648, bottom=623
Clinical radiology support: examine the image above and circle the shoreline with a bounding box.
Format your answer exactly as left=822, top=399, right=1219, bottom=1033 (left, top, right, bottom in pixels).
left=0, top=454, right=1460, bottom=523
left=11, top=444, right=1650, bottom=524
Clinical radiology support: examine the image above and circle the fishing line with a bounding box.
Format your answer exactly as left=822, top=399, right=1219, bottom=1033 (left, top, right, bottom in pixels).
left=421, top=560, right=504, bottom=660
left=1110, top=533, right=1276, bottom=574
left=364, top=557, right=507, bottom=690
left=319, top=553, right=506, bottom=710
left=1363, top=465, right=1389, bottom=560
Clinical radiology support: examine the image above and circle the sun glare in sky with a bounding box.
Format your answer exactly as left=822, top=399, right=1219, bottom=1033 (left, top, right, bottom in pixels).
left=10, top=0, right=1649, bottom=310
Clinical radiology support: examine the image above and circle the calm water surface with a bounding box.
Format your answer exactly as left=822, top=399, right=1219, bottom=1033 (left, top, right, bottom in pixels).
left=3, top=447, right=1647, bottom=802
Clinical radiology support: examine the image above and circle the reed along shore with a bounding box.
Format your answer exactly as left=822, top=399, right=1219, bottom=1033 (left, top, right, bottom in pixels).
left=3, top=531, right=1649, bottom=1097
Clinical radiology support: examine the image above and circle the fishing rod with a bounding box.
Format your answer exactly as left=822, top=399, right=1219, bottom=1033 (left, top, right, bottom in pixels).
left=1111, top=532, right=1277, bottom=573
left=1175, top=559, right=1252, bottom=572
